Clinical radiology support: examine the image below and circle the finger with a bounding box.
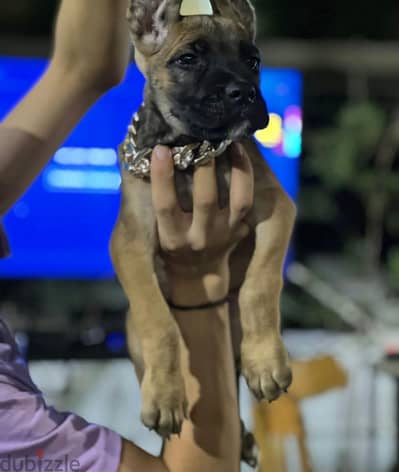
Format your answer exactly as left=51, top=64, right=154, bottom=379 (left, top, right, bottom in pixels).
left=215, top=156, right=230, bottom=209
left=151, top=146, right=183, bottom=237
left=229, top=143, right=254, bottom=229
left=191, top=158, right=218, bottom=234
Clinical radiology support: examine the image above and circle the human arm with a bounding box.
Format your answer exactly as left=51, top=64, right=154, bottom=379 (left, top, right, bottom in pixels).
left=149, top=144, right=253, bottom=472
left=116, top=144, right=252, bottom=472
left=162, top=305, right=240, bottom=472
left=0, top=0, right=129, bottom=215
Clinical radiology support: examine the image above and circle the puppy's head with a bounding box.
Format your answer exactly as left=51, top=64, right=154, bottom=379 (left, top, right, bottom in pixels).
left=128, top=0, right=269, bottom=143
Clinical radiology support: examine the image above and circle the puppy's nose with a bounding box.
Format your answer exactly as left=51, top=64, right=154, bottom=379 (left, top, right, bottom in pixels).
left=225, top=82, right=257, bottom=105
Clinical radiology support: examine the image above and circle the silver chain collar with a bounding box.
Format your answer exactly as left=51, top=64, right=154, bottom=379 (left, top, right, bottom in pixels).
left=121, top=107, right=232, bottom=178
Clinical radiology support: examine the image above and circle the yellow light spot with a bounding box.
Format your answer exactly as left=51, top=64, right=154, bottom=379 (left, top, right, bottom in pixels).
left=255, top=113, right=283, bottom=148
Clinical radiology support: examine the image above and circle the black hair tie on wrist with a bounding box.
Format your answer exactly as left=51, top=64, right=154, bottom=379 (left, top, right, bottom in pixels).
left=167, top=296, right=230, bottom=311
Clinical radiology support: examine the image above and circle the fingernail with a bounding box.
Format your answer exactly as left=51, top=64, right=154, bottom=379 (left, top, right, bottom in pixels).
left=154, top=145, right=170, bottom=161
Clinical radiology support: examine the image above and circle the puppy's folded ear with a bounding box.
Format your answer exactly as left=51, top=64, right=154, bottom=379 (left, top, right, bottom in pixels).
left=215, top=0, right=257, bottom=40
left=233, top=0, right=256, bottom=39
left=127, top=0, right=180, bottom=55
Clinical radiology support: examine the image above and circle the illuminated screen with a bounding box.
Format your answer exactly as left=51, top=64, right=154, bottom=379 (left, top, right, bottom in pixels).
left=0, top=57, right=302, bottom=279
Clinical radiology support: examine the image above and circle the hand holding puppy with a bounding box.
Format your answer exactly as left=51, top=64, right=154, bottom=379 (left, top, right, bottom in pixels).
left=151, top=143, right=254, bottom=307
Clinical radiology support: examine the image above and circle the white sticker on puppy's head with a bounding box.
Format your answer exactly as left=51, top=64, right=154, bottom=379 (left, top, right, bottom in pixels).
left=180, top=0, right=214, bottom=16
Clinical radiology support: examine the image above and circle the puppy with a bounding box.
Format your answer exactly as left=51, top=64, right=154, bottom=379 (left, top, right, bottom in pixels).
left=111, top=0, right=295, bottom=444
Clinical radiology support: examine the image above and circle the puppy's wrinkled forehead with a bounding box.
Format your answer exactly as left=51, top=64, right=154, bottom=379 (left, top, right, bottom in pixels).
left=162, top=16, right=246, bottom=62
left=128, top=0, right=257, bottom=71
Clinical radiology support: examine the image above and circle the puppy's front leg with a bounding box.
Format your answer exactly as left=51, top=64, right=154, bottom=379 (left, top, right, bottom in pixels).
left=111, top=196, right=187, bottom=437
left=240, top=141, right=295, bottom=402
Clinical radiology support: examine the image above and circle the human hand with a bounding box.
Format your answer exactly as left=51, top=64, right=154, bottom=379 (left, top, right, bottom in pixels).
left=151, top=143, right=254, bottom=306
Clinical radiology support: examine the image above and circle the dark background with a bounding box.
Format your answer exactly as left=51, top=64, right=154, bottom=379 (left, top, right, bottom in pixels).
left=1, top=0, right=399, bottom=39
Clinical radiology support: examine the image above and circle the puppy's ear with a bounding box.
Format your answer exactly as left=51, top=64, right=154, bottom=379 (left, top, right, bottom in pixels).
left=216, top=0, right=257, bottom=40
left=233, top=0, right=256, bottom=39
left=127, top=0, right=180, bottom=55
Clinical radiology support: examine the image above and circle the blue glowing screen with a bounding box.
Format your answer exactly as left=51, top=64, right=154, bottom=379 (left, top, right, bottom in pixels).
left=0, top=57, right=302, bottom=279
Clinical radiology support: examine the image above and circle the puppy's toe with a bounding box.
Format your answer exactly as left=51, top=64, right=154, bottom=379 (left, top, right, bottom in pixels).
left=242, top=336, right=292, bottom=403
left=172, top=403, right=187, bottom=434
left=141, top=371, right=187, bottom=437
left=260, top=374, right=282, bottom=402
left=141, top=404, right=160, bottom=432
left=157, top=409, right=174, bottom=439
left=273, top=364, right=293, bottom=392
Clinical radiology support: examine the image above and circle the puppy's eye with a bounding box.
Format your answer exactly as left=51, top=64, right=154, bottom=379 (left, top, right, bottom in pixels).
left=247, top=56, right=260, bottom=73
left=175, top=54, right=198, bottom=66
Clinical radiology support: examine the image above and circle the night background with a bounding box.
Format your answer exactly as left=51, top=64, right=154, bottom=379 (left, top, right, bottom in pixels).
left=0, top=1, right=399, bottom=471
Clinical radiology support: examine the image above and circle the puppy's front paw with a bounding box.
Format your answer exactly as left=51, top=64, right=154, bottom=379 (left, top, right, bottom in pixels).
left=241, top=335, right=292, bottom=403
left=141, top=369, right=188, bottom=438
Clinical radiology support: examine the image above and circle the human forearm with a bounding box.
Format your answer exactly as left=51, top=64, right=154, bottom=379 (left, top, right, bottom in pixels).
left=166, top=257, right=230, bottom=307
left=0, top=0, right=129, bottom=214
left=148, top=146, right=251, bottom=470
left=4, top=0, right=129, bottom=141
left=118, top=439, right=167, bottom=472
left=0, top=69, right=100, bottom=215
left=163, top=303, right=240, bottom=472
left=51, top=0, right=129, bottom=90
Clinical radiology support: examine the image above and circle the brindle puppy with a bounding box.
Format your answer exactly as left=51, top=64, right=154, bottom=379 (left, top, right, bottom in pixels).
left=111, top=0, right=295, bottom=443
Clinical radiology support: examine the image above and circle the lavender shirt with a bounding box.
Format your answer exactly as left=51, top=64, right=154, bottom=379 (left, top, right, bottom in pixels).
left=0, top=127, right=122, bottom=471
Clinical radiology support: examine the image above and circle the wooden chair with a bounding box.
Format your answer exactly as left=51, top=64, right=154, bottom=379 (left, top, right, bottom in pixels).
left=254, top=356, right=348, bottom=472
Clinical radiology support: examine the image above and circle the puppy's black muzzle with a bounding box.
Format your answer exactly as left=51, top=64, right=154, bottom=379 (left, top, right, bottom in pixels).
left=188, top=82, right=269, bottom=140
left=225, top=81, right=257, bottom=106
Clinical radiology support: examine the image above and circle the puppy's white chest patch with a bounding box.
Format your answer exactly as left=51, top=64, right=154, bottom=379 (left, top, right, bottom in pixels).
left=180, top=0, right=214, bottom=16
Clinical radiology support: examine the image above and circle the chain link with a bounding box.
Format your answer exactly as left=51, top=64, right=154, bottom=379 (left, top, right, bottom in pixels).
left=121, top=107, right=232, bottom=179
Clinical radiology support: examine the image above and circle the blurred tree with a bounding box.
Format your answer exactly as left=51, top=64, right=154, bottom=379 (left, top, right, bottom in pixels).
left=304, top=102, right=399, bottom=283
